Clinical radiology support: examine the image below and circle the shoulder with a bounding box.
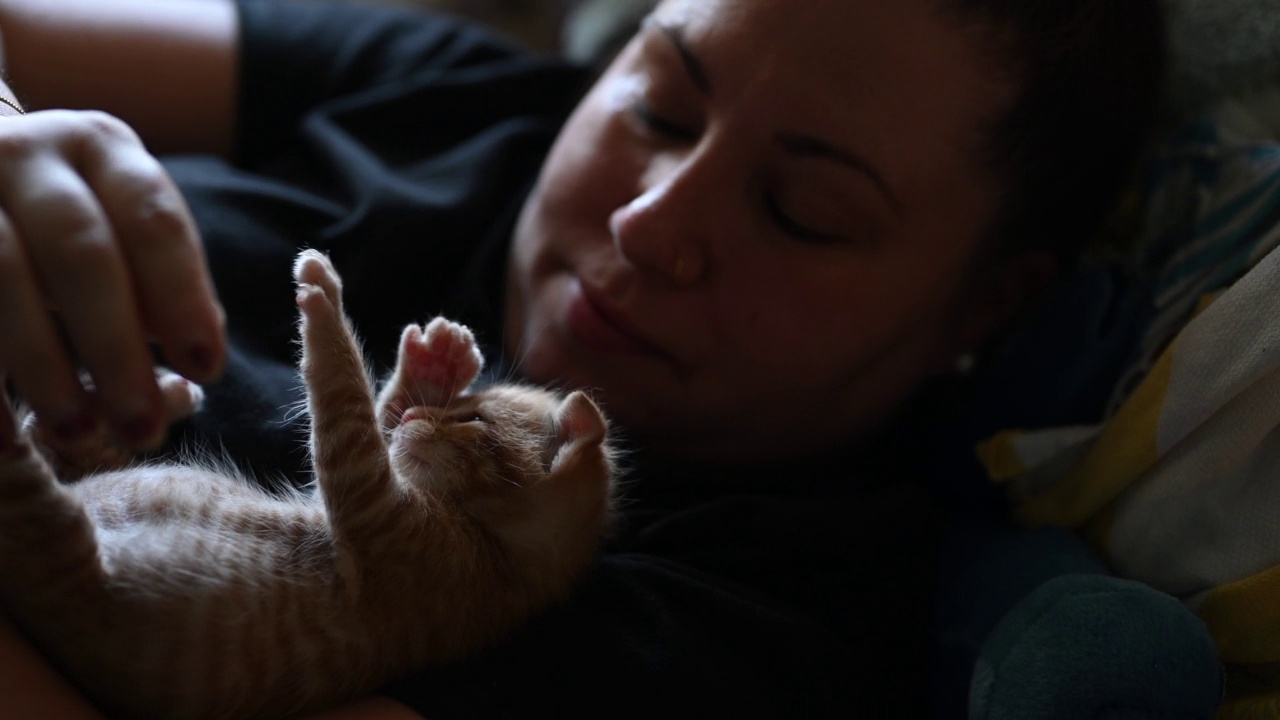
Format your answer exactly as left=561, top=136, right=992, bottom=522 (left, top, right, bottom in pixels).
left=235, top=0, right=582, bottom=90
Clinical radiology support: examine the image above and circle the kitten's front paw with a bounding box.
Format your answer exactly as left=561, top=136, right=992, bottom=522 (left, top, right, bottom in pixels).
left=403, top=317, right=485, bottom=393
left=378, top=318, right=484, bottom=422
left=293, top=249, right=343, bottom=316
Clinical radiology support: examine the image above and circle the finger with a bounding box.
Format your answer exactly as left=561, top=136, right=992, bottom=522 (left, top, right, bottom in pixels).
left=0, top=213, right=98, bottom=445
left=3, top=153, right=164, bottom=449
left=76, top=121, right=226, bottom=383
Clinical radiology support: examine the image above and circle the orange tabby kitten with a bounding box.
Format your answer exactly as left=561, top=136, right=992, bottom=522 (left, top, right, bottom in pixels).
left=0, top=250, right=616, bottom=720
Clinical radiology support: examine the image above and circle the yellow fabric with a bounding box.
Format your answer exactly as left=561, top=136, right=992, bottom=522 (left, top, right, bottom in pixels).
left=974, top=430, right=1028, bottom=482
left=1199, top=567, right=1280, bottom=665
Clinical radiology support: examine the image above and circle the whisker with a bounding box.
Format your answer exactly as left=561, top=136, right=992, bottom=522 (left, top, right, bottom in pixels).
left=499, top=317, right=553, bottom=385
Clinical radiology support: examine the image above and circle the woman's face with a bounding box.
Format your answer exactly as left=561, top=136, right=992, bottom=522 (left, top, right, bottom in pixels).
left=506, top=0, right=1025, bottom=462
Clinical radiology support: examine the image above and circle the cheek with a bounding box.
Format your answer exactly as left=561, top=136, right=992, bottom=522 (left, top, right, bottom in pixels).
left=530, top=110, right=640, bottom=246
left=708, top=255, right=959, bottom=390
left=714, top=262, right=870, bottom=367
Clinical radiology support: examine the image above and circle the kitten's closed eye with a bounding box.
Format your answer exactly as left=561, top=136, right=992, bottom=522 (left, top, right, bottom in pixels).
left=397, top=407, right=484, bottom=426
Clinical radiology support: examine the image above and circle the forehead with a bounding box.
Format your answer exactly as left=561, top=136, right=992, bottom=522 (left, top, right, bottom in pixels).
left=647, top=0, right=1013, bottom=202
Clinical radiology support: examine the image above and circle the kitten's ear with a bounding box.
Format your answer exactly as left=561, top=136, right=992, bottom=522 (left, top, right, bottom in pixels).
left=548, top=391, right=607, bottom=473
left=557, top=391, right=606, bottom=444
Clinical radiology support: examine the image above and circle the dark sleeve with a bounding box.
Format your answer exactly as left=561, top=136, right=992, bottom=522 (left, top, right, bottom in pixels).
left=233, top=0, right=535, bottom=165
left=386, top=483, right=942, bottom=717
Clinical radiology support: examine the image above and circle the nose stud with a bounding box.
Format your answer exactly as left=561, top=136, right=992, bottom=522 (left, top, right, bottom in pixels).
left=669, top=247, right=703, bottom=285
left=611, top=198, right=704, bottom=285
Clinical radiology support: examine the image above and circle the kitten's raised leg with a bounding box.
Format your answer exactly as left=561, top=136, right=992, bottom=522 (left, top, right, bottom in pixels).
left=375, top=318, right=485, bottom=430
left=293, top=251, right=399, bottom=583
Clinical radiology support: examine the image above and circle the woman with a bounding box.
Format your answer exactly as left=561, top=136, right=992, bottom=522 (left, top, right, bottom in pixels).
left=0, top=0, right=1165, bottom=717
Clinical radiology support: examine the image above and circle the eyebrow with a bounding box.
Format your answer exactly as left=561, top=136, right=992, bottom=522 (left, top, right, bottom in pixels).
left=645, top=17, right=903, bottom=219
left=776, top=132, right=906, bottom=218
left=644, top=18, right=712, bottom=96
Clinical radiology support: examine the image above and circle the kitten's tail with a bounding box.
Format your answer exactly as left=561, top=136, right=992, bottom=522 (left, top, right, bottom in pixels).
left=0, top=440, right=106, bottom=612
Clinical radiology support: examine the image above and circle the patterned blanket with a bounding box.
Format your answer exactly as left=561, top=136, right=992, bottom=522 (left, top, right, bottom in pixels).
left=981, top=93, right=1280, bottom=718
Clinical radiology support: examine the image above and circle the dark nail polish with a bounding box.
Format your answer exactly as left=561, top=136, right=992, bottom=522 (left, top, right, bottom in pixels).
left=53, top=413, right=97, bottom=445
left=188, top=344, right=216, bottom=375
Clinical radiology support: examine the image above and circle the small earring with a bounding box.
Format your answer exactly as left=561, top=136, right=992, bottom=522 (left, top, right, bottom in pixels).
left=673, top=253, right=687, bottom=281
left=954, top=352, right=976, bottom=375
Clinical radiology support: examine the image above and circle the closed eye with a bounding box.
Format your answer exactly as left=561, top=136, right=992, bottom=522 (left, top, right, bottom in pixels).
left=631, top=100, right=697, bottom=141
left=448, top=410, right=486, bottom=425
left=764, top=193, right=840, bottom=244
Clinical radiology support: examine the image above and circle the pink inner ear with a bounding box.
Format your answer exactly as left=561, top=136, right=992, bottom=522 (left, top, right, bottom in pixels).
left=557, top=391, right=606, bottom=445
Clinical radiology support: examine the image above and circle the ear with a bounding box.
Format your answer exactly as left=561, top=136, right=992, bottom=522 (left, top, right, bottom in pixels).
left=944, top=251, right=1058, bottom=371
left=548, top=391, right=607, bottom=473
left=556, top=391, right=607, bottom=446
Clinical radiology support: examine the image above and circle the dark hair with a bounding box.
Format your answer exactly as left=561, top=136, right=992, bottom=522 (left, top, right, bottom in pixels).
left=939, top=0, right=1168, bottom=266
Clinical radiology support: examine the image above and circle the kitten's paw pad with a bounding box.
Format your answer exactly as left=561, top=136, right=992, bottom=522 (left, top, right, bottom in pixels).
left=156, top=369, right=204, bottom=422
left=400, top=318, right=484, bottom=390
left=293, top=250, right=343, bottom=313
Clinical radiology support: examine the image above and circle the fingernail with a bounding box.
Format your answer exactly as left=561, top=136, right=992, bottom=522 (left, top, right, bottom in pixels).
left=188, top=344, right=216, bottom=375
left=53, top=412, right=98, bottom=445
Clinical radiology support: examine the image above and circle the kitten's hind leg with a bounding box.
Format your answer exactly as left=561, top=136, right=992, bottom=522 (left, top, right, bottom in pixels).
left=375, top=318, right=485, bottom=430
left=23, top=368, right=205, bottom=480
left=293, top=251, right=400, bottom=571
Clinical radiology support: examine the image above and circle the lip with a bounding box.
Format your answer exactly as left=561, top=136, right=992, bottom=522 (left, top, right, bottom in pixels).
left=566, top=280, right=664, bottom=356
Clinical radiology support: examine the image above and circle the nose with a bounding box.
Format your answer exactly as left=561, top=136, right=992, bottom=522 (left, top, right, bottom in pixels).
left=609, top=152, right=713, bottom=287
left=400, top=406, right=440, bottom=425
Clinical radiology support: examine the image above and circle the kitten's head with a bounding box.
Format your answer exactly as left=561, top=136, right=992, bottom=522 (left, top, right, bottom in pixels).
left=389, top=384, right=616, bottom=589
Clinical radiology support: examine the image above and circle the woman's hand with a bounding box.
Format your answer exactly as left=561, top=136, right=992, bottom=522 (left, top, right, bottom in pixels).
left=0, top=109, right=225, bottom=451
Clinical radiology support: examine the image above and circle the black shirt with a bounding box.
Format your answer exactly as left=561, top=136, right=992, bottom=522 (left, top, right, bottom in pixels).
left=161, top=1, right=942, bottom=715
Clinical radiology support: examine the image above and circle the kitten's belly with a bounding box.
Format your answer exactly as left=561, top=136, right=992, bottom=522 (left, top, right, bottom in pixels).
left=44, top=467, right=344, bottom=718
left=71, top=465, right=329, bottom=590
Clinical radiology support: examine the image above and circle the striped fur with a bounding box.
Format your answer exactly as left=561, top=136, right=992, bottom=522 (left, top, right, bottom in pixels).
left=0, top=250, right=616, bottom=720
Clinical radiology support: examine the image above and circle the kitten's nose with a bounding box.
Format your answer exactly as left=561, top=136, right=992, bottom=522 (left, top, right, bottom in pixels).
left=400, top=407, right=438, bottom=426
